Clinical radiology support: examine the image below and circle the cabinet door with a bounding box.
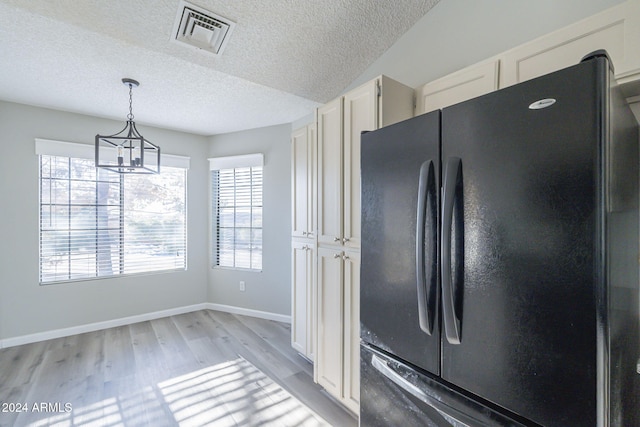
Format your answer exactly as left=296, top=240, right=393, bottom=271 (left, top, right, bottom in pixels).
left=291, top=127, right=310, bottom=238
left=306, top=243, right=316, bottom=361
left=307, top=123, right=317, bottom=239
left=415, top=60, right=499, bottom=115
left=316, top=246, right=344, bottom=399
left=342, top=249, right=361, bottom=413
left=291, top=240, right=312, bottom=358
left=500, top=2, right=640, bottom=87
left=317, top=98, right=344, bottom=246
left=343, top=80, right=377, bottom=250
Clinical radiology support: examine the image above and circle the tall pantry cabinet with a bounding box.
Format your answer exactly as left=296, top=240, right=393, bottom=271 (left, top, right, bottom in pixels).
left=292, top=75, right=413, bottom=414
left=291, top=123, right=317, bottom=360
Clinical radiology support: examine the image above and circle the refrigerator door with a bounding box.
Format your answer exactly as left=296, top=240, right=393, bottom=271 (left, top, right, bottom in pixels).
left=360, top=111, right=441, bottom=375
left=440, top=58, right=606, bottom=425
left=360, top=344, right=529, bottom=427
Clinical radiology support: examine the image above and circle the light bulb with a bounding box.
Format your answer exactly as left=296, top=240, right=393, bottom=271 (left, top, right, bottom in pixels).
left=133, top=147, right=141, bottom=167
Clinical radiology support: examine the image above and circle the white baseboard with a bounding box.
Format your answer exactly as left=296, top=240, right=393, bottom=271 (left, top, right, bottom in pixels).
left=0, top=303, right=290, bottom=349
left=0, top=303, right=209, bottom=349
left=205, top=303, right=291, bottom=324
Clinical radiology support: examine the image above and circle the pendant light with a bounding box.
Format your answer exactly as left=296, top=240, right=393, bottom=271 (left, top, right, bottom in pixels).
left=95, top=78, right=160, bottom=174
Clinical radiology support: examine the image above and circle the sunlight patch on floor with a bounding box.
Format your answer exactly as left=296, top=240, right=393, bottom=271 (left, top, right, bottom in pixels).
left=24, top=357, right=330, bottom=426
left=158, top=357, right=330, bottom=426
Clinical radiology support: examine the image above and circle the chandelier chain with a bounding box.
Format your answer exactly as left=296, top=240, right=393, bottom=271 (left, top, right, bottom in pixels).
left=127, top=84, right=134, bottom=121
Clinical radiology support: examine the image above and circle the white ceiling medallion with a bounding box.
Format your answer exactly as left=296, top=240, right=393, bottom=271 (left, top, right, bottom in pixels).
left=171, top=0, right=236, bottom=55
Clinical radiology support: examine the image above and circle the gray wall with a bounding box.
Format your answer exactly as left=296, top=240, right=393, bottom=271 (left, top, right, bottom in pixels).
left=347, top=0, right=625, bottom=92
left=207, top=124, right=292, bottom=316
left=0, top=101, right=209, bottom=340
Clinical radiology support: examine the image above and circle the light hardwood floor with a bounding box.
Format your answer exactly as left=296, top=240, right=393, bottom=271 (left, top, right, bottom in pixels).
left=0, top=310, right=358, bottom=427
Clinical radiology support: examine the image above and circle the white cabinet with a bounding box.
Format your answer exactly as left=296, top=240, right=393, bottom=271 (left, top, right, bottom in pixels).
left=342, top=81, right=377, bottom=250
left=317, top=97, right=344, bottom=247
left=315, top=246, right=343, bottom=398
left=628, top=95, right=640, bottom=123
left=415, top=59, right=500, bottom=115
left=414, top=1, right=640, bottom=114
left=342, top=249, right=360, bottom=413
left=500, top=0, right=640, bottom=88
left=291, top=123, right=316, bottom=239
left=314, top=75, right=412, bottom=414
left=291, top=239, right=315, bottom=360
left=291, top=123, right=317, bottom=361
left=316, top=247, right=360, bottom=414
left=317, top=76, right=413, bottom=249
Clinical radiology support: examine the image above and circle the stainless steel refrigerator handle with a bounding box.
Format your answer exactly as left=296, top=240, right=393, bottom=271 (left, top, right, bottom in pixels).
left=371, top=354, right=474, bottom=427
left=442, top=157, right=462, bottom=344
left=416, top=160, right=434, bottom=335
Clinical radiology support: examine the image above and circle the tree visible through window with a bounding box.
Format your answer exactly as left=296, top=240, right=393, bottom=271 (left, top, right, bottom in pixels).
left=211, top=167, right=263, bottom=270
left=39, top=155, right=187, bottom=283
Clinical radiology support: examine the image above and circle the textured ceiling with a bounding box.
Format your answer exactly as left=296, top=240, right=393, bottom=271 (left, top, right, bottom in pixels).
left=0, top=0, right=439, bottom=135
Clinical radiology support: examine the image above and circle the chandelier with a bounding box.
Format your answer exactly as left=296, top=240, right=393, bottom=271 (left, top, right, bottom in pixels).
left=95, top=78, right=160, bottom=174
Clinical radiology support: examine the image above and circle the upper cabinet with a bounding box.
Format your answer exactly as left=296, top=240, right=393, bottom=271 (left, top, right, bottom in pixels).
left=415, top=59, right=500, bottom=115
left=317, top=76, right=413, bottom=250
left=414, top=0, right=640, bottom=114
left=341, top=80, right=377, bottom=250
left=317, top=97, right=344, bottom=248
left=291, top=123, right=317, bottom=239
left=500, top=0, right=640, bottom=89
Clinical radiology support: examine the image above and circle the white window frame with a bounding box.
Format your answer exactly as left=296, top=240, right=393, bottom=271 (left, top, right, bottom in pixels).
left=209, top=153, right=264, bottom=271
left=36, top=139, right=190, bottom=284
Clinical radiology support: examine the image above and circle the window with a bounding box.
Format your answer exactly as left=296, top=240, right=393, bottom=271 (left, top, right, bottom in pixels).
left=210, top=154, right=263, bottom=271
left=37, top=139, right=188, bottom=284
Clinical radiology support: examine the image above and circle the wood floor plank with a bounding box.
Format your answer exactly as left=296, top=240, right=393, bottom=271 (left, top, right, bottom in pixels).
left=205, top=311, right=301, bottom=381
left=172, top=310, right=218, bottom=342
left=0, top=310, right=357, bottom=427
left=103, top=325, right=136, bottom=382
left=193, top=309, right=232, bottom=340
left=236, top=315, right=315, bottom=378
left=129, top=320, right=172, bottom=384
left=183, top=335, right=238, bottom=368
left=0, top=340, right=48, bottom=387
left=280, top=370, right=358, bottom=426
left=0, top=383, right=29, bottom=427
left=158, top=361, right=239, bottom=426
left=151, top=316, right=200, bottom=375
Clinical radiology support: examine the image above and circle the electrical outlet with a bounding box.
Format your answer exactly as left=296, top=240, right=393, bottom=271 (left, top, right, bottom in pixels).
left=239, top=281, right=246, bottom=292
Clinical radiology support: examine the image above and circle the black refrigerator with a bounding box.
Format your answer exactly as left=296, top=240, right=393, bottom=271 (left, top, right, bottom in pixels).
left=360, top=51, right=640, bottom=426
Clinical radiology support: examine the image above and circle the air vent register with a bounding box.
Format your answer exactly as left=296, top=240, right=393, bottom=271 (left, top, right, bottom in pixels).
left=171, top=1, right=236, bottom=55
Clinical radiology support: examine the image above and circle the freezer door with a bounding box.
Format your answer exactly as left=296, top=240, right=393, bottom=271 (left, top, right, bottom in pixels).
left=360, top=344, right=528, bottom=427
left=360, top=111, right=441, bottom=375
left=440, top=58, right=606, bottom=425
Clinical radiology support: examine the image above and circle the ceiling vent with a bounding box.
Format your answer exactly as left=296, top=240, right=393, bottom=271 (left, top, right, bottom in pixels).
left=171, top=1, right=236, bottom=55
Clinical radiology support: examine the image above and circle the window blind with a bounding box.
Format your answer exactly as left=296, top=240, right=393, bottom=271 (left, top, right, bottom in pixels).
left=40, top=156, right=122, bottom=282
left=39, top=148, right=188, bottom=284
left=122, top=167, right=187, bottom=275
left=210, top=154, right=263, bottom=271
